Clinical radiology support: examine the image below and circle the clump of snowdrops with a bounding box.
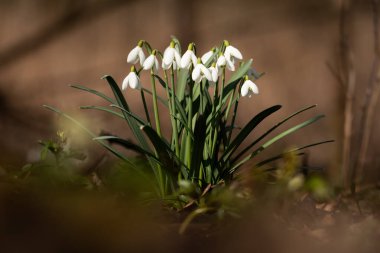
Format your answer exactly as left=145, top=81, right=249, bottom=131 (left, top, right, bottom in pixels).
left=45, top=38, right=332, bottom=208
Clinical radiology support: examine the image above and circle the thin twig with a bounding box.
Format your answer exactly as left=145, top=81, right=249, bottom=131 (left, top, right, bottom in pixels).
left=339, top=0, right=356, bottom=190
left=0, top=0, right=131, bottom=69
left=353, top=0, right=380, bottom=194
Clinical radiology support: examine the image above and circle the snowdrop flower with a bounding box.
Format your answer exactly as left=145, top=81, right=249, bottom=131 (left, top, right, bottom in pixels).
left=181, top=43, right=197, bottom=69
left=143, top=50, right=159, bottom=72
left=224, top=40, right=243, bottom=71
left=162, top=41, right=181, bottom=70
left=192, top=58, right=212, bottom=83
left=216, top=52, right=226, bottom=66
left=241, top=76, right=259, bottom=98
left=122, top=66, right=140, bottom=90
left=208, top=63, right=218, bottom=83
left=127, top=40, right=145, bottom=66
left=201, top=47, right=216, bottom=65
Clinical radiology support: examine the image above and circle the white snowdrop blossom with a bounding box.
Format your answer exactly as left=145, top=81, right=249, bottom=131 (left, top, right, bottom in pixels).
left=192, top=59, right=212, bottom=83
left=241, top=76, right=259, bottom=98
left=181, top=43, right=197, bottom=69
left=127, top=40, right=145, bottom=66
left=208, top=64, right=218, bottom=83
left=223, top=41, right=243, bottom=72
left=122, top=66, right=140, bottom=90
left=216, top=54, right=226, bottom=68
left=201, top=48, right=216, bottom=64
left=162, top=41, right=181, bottom=70
left=224, top=45, right=243, bottom=61
left=143, top=50, right=159, bottom=72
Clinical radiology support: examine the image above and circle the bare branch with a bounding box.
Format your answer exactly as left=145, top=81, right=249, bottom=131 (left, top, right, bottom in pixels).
left=339, top=0, right=356, bottom=190
left=353, top=0, right=380, bottom=193
left=0, top=0, right=131, bottom=69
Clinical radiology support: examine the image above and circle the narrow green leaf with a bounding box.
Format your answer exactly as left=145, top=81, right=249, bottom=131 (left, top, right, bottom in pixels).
left=254, top=140, right=334, bottom=168
left=102, top=76, right=162, bottom=182
left=221, top=105, right=282, bottom=163
left=230, top=115, right=326, bottom=173
left=228, top=59, right=253, bottom=83
left=174, top=96, right=188, bottom=126
left=154, top=74, right=170, bottom=90
left=80, top=105, right=124, bottom=119
left=93, top=136, right=158, bottom=161
left=262, top=115, right=325, bottom=149
left=141, top=87, right=168, bottom=107
left=190, top=114, right=207, bottom=178
left=110, top=104, right=147, bottom=126
left=177, top=68, right=189, bottom=102
left=70, top=84, right=115, bottom=104
left=102, top=75, right=150, bottom=150
left=170, top=113, right=194, bottom=139
left=141, top=125, right=181, bottom=176
left=232, top=104, right=318, bottom=163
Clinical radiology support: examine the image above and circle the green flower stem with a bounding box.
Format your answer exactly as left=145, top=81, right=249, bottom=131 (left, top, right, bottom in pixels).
left=170, top=66, right=180, bottom=158
left=140, top=89, right=151, bottom=126
left=219, top=68, right=226, bottom=109
left=227, top=94, right=240, bottom=146
left=185, top=79, right=194, bottom=171
left=150, top=70, right=164, bottom=196
left=224, top=84, right=237, bottom=121
left=208, top=79, right=220, bottom=153
left=163, top=70, right=175, bottom=145
left=150, top=70, right=162, bottom=137
left=211, top=68, right=226, bottom=158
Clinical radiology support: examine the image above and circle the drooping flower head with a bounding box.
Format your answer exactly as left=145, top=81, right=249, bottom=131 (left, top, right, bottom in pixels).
left=143, top=50, right=159, bottom=72
left=241, top=75, right=259, bottom=98
left=192, top=58, right=212, bottom=83
left=127, top=40, right=146, bottom=66
left=181, top=43, right=197, bottom=69
left=223, top=40, right=243, bottom=71
left=201, top=47, right=216, bottom=65
left=208, top=62, right=219, bottom=83
left=216, top=52, right=227, bottom=71
left=162, top=40, right=182, bottom=70
left=122, top=65, right=141, bottom=90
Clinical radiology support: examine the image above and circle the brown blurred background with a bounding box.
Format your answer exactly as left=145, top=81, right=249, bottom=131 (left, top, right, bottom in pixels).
left=0, top=0, right=377, bottom=184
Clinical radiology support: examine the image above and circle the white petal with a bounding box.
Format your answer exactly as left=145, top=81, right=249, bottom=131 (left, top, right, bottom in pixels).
left=162, top=60, right=170, bottom=70
left=191, top=52, right=198, bottom=66
left=143, top=55, right=155, bottom=70
left=129, top=73, right=140, bottom=89
left=180, top=50, right=192, bottom=68
left=174, top=50, right=182, bottom=65
left=201, top=51, right=213, bottom=64
left=217, top=55, right=226, bottom=67
left=209, top=67, right=218, bottom=82
left=199, top=64, right=212, bottom=81
left=241, top=82, right=249, bottom=97
left=122, top=74, right=130, bottom=90
left=127, top=46, right=140, bottom=64
left=249, top=80, right=259, bottom=94
left=192, top=65, right=201, bottom=82
left=224, top=47, right=231, bottom=60
left=228, top=45, right=243, bottom=60
left=226, top=58, right=235, bottom=71
left=138, top=48, right=146, bottom=66
left=241, top=80, right=258, bottom=97
left=154, top=58, right=159, bottom=71
left=163, top=47, right=175, bottom=65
